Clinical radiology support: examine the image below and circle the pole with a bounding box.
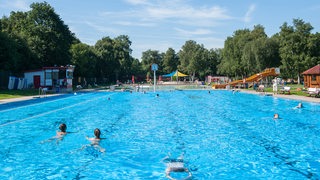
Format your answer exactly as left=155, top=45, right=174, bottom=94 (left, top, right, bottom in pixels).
left=153, top=70, right=156, bottom=92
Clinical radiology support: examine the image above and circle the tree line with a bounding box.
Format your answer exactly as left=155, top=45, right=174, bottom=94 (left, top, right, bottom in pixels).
left=1, top=2, right=319, bottom=86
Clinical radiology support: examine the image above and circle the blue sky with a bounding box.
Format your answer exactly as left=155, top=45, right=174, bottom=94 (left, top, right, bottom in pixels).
left=1, top=0, right=320, bottom=59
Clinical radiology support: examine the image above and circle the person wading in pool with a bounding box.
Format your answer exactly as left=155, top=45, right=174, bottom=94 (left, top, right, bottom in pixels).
left=86, top=128, right=106, bottom=152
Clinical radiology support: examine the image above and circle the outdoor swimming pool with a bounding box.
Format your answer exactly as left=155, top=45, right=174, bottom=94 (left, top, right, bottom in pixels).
left=0, top=90, right=319, bottom=179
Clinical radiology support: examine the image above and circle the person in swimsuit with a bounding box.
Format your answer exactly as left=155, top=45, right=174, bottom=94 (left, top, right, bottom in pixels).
left=56, top=123, right=67, bottom=137
left=86, top=128, right=105, bottom=152
left=296, top=102, right=303, bottom=109
left=41, top=123, right=69, bottom=144
left=163, top=154, right=192, bottom=180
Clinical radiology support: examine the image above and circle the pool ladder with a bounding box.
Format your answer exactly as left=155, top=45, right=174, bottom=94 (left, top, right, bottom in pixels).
left=38, top=87, right=48, bottom=98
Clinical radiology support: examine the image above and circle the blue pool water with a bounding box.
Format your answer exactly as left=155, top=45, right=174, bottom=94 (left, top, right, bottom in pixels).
left=0, top=90, right=319, bottom=179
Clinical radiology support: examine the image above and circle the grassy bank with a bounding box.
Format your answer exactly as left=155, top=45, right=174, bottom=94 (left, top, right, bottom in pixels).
left=0, top=89, right=39, bottom=100
left=255, top=84, right=311, bottom=96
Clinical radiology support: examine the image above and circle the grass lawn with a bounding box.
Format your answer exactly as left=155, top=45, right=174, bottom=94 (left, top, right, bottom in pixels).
left=0, top=89, right=40, bottom=100
left=261, top=84, right=311, bottom=96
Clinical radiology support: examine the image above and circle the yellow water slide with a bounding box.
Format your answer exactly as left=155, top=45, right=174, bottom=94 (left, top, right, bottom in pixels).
left=212, top=68, right=280, bottom=89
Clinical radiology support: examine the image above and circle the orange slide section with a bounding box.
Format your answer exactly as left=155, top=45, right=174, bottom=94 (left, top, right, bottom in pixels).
left=212, top=68, right=280, bottom=89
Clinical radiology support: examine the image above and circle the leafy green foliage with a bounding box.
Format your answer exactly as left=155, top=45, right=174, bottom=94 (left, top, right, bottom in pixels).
left=162, top=48, right=179, bottom=73
left=141, top=50, right=163, bottom=77
left=1, top=1, right=320, bottom=87
left=278, top=19, right=319, bottom=83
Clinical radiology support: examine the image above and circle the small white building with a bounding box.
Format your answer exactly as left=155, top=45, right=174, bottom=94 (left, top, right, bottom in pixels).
left=206, top=76, right=229, bottom=84
left=24, top=65, right=75, bottom=92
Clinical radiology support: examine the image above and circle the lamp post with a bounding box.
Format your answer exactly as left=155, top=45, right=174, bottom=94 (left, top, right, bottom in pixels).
left=151, top=63, right=158, bottom=92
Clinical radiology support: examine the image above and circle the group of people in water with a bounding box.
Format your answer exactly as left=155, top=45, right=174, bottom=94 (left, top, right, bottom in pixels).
left=273, top=102, right=303, bottom=119
left=52, top=123, right=105, bottom=152
left=52, top=123, right=191, bottom=179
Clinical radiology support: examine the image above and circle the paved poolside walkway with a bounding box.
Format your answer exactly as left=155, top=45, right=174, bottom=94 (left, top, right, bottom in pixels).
left=240, top=89, right=320, bottom=103
left=0, top=94, right=62, bottom=104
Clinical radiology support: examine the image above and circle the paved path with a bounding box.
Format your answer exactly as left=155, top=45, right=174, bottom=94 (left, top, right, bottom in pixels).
left=0, top=94, right=61, bottom=105
left=241, top=90, right=320, bottom=103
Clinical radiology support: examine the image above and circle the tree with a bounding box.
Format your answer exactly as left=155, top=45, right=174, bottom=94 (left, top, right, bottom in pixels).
left=94, top=37, right=117, bottom=83
left=305, top=32, right=320, bottom=68
left=278, top=19, right=314, bottom=83
left=178, top=40, right=203, bottom=81
left=218, top=29, right=252, bottom=79
left=1, top=2, right=76, bottom=69
left=27, top=2, right=76, bottom=66
left=113, top=35, right=133, bottom=81
left=205, top=48, right=221, bottom=76
left=162, top=48, right=179, bottom=73
left=219, top=25, right=280, bottom=80
left=0, top=31, right=36, bottom=75
left=141, top=50, right=163, bottom=78
left=70, top=43, right=97, bottom=81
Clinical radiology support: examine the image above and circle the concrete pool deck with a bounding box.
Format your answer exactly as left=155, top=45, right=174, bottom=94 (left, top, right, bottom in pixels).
left=240, top=89, right=320, bottom=103
left=0, top=94, right=62, bottom=104
left=1, top=89, right=319, bottom=104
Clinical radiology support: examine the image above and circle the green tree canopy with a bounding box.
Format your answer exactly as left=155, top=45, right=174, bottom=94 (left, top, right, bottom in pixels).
left=162, top=48, right=179, bottom=74
left=141, top=50, right=163, bottom=78
left=70, top=43, right=97, bottom=79
left=1, top=2, right=76, bottom=70
left=278, top=19, right=318, bottom=83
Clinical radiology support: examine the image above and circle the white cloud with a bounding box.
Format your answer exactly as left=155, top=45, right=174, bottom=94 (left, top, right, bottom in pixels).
left=145, top=5, right=230, bottom=20
left=85, top=21, right=124, bottom=35
left=0, top=0, right=30, bottom=11
left=244, top=4, right=256, bottom=23
left=174, top=28, right=214, bottom=36
left=113, top=21, right=156, bottom=27
left=125, top=0, right=149, bottom=5
left=116, top=0, right=232, bottom=28
left=193, top=37, right=225, bottom=49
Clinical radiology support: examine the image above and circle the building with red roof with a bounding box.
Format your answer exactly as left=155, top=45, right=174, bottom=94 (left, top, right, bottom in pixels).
left=302, top=64, right=320, bottom=88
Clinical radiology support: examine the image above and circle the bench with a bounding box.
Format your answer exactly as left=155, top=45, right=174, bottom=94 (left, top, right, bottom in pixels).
left=280, top=86, right=291, bottom=94
left=307, top=88, right=320, bottom=98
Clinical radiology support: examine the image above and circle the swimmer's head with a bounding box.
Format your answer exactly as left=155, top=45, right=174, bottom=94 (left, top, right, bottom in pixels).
left=274, top=113, right=279, bottom=119
left=59, top=123, right=67, bottom=132
left=94, top=128, right=101, bottom=138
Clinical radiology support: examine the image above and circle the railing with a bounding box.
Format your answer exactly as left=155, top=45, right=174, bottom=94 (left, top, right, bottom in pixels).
left=39, top=87, right=48, bottom=98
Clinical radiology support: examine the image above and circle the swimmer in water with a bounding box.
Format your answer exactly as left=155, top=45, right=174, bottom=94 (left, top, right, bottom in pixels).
left=56, top=123, right=67, bottom=137
left=86, top=128, right=105, bottom=152
left=41, top=123, right=70, bottom=144
left=163, top=154, right=192, bottom=180
left=273, top=113, right=279, bottom=119
left=295, top=102, right=303, bottom=109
